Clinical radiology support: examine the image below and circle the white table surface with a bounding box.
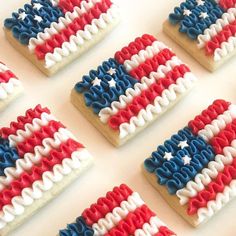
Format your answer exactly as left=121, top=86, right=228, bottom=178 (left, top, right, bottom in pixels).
left=0, top=0, right=236, bottom=235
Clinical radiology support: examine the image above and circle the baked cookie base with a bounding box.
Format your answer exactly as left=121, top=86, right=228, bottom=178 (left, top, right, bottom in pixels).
left=0, top=155, right=93, bottom=236
left=0, top=85, right=24, bottom=112
left=71, top=88, right=191, bottom=147
left=163, top=20, right=236, bottom=72
left=142, top=164, right=199, bottom=227
left=3, top=17, right=120, bottom=77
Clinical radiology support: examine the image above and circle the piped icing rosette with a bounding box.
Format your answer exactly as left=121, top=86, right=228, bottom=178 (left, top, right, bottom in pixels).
left=74, top=34, right=197, bottom=142
left=59, top=184, right=176, bottom=236
left=4, top=0, right=120, bottom=69
left=168, top=0, right=236, bottom=61
left=0, top=61, right=23, bottom=111
left=144, top=99, right=236, bottom=225
left=0, top=105, right=93, bottom=234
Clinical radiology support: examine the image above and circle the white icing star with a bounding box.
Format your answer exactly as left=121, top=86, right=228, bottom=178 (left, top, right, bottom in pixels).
left=183, top=9, right=192, bottom=16
left=108, top=78, right=116, bottom=88
left=92, top=77, right=102, bottom=86
left=163, top=152, right=174, bottom=161
left=34, top=15, right=43, bottom=23
left=33, top=3, right=43, bottom=10
left=18, top=12, right=27, bottom=21
left=199, top=12, right=209, bottom=19
left=178, top=140, right=189, bottom=149
left=107, top=68, right=116, bottom=76
left=196, top=0, right=205, bottom=6
left=182, top=155, right=192, bottom=165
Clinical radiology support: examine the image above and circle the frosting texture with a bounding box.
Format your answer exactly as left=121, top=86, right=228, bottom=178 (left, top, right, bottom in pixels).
left=4, top=0, right=64, bottom=45
left=75, top=58, right=138, bottom=114
left=59, top=184, right=175, bottom=236
left=0, top=105, right=92, bottom=231
left=144, top=127, right=215, bottom=194
left=144, top=99, right=236, bottom=225
left=0, top=138, right=19, bottom=176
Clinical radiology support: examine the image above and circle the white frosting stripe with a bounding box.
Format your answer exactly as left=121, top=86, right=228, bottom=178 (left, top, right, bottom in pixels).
left=8, top=112, right=57, bottom=147
left=0, top=78, right=22, bottom=100
left=44, top=4, right=119, bottom=68
left=0, top=63, right=9, bottom=72
left=214, top=35, right=236, bottom=61
left=123, top=41, right=168, bottom=72
left=98, top=56, right=183, bottom=123
left=29, top=0, right=102, bottom=50
left=197, top=8, right=236, bottom=61
left=197, top=8, right=236, bottom=48
left=0, top=127, right=76, bottom=190
left=197, top=179, right=236, bottom=224
left=197, top=104, right=236, bottom=142
left=92, top=192, right=144, bottom=235
left=176, top=139, right=236, bottom=205
left=0, top=149, right=92, bottom=229
left=119, top=72, right=197, bottom=139
left=134, top=216, right=167, bottom=236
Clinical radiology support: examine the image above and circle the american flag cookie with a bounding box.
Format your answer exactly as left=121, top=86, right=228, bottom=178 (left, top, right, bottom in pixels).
left=58, top=184, right=176, bottom=236
left=163, top=0, right=236, bottom=72
left=143, top=99, right=236, bottom=227
left=0, top=105, right=93, bottom=235
left=4, top=0, right=120, bottom=76
left=71, top=34, right=197, bottom=147
left=0, top=61, right=23, bottom=112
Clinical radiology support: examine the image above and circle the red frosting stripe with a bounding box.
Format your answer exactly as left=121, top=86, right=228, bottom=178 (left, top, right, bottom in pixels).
left=0, top=105, right=50, bottom=139
left=154, top=226, right=176, bottom=236
left=188, top=100, right=231, bottom=135
left=82, top=184, right=133, bottom=226
left=210, top=119, right=236, bottom=154
left=16, top=120, right=65, bottom=157
left=0, top=139, right=83, bottom=211
left=205, top=20, right=236, bottom=55
left=105, top=205, right=155, bottom=236
left=187, top=157, right=236, bottom=215
left=129, top=48, right=175, bottom=81
left=114, top=34, right=157, bottom=65
left=58, top=0, right=83, bottom=13
left=219, top=0, right=236, bottom=9
left=35, top=0, right=112, bottom=60
left=108, top=64, right=190, bottom=130
left=0, top=70, right=17, bottom=83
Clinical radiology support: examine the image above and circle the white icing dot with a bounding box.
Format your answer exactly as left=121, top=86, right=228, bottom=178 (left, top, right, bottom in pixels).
left=182, top=155, right=192, bottom=165
left=92, top=77, right=102, bottom=87
left=34, top=15, right=43, bottom=23
left=183, top=9, right=192, bottom=16
left=178, top=140, right=189, bottom=149
left=107, top=68, right=116, bottom=76
left=196, top=0, right=205, bottom=6
left=199, top=12, right=209, bottom=19
left=18, top=12, right=27, bottom=21
left=163, top=152, right=174, bottom=161
left=33, top=3, right=43, bottom=10
left=108, top=78, right=116, bottom=88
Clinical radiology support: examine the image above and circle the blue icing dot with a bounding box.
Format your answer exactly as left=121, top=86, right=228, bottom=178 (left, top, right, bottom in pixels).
left=144, top=127, right=215, bottom=194
left=168, top=0, right=225, bottom=40
left=4, top=0, right=64, bottom=45
left=0, top=138, right=19, bottom=176
left=59, top=216, right=94, bottom=236
left=75, top=58, right=138, bottom=114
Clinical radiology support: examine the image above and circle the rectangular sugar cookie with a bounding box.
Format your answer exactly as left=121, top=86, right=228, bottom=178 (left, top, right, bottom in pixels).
left=143, top=99, right=236, bottom=227
left=163, top=0, right=236, bottom=72
left=71, top=34, right=197, bottom=147
left=0, top=105, right=93, bottom=235
left=0, top=62, right=23, bottom=112
left=58, top=184, right=176, bottom=236
left=4, top=0, right=120, bottom=76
